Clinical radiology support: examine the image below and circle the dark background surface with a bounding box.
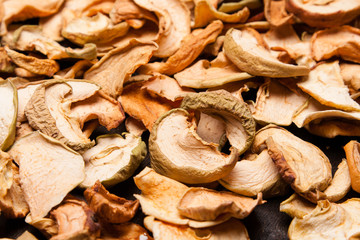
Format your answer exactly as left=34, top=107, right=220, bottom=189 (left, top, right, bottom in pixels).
left=0, top=122, right=359, bottom=240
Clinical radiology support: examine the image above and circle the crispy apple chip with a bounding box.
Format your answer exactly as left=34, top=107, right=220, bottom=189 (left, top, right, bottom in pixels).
left=80, top=133, right=146, bottom=188
left=224, top=28, right=309, bottom=77
left=16, top=81, right=43, bottom=123
left=84, top=181, right=139, bottom=223
left=196, top=112, right=226, bottom=147
left=280, top=194, right=315, bottom=219
left=125, top=117, right=147, bottom=137
left=324, top=159, right=351, bottom=202
left=134, top=167, right=231, bottom=228
left=177, top=187, right=263, bottom=221
left=5, top=47, right=59, bottom=77
left=174, top=52, right=253, bottom=89
left=344, top=140, right=360, bottom=194
left=264, top=0, right=293, bottom=26
left=0, top=0, right=64, bottom=35
left=253, top=125, right=332, bottom=203
left=119, top=81, right=173, bottom=131
left=109, top=0, right=157, bottom=24
left=297, top=61, right=360, bottom=112
left=193, top=0, right=250, bottom=28
left=220, top=149, right=288, bottom=198
left=145, top=216, right=250, bottom=240
left=134, top=0, right=190, bottom=57
left=84, top=39, right=157, bottom=97
left=0, top=151, right=29, bottom=218
left=0, top=79, right=17, bottom=151
left=139, top=20, right=223, bottom=75
left=288, top=199, right=360, bottom=240
left=285, top=0, right=360, bottom=28
left=311, top=26, right=360, bottom=63
left=249, top=79, right=308, bottom=126
left=62, top=13, right=130, bottom=45
left=8, top=131, right=85, bottom=221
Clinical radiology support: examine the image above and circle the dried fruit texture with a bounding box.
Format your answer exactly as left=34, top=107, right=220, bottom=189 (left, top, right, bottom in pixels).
left=288, top=199, right=360, bottom=240
left=139, top=20, right=223, bottom=75
left=26, top=217, right=58, bottom=238
left=84, top=39, right=157, bottom=97
left=0, top=79, right=17, bottom=151
left=62, top=13, right=130, bottom=45
left=125, top=118, right=146, bottom=138
left=280, top=194, right=315, bottom=219
left=8, top=131, right=85, bottom=221
left=0, top=151, right=29, bottom=218
left=3, top=26, right=97, bottom=60
left=253, top=125, right=332, bottom=203
left=220, top=149, right=288, bottom=198
left=297, top=61, right=360, bottom=112
left=119, top=81, right=173, bottom=131
left=141, top=74, right=194, bottom=102
left=285, top=0, right=360, bottom=28
left=0, top=47, right=14, bottom=73
left=109, top=0, right=157, bottom=24
left=16, top=81, right=42, bottom=123
left=305, top=118, right=360, bottom=139
left=134, top=0, right=191, bottom=57
left=15, top=231, right=38, bottom=240
left=181, top=91, right=256, bottom=154
left=134, top=167, right=230, bottom=228
left=249, top=79, right=308, bottom=126
left=177, top=187, right=263, bottom=221
left=224, top=28, right=309, bottom=77
left=344, top=141, right=360, bottom=194
left=24, top=81, right=95, bottom=151
left=174, top=52, right=253, bottom=89
left=324, top=159, right=351, bottom=202
left=84, top=181, right=139, bottom=223
left=218, top=0, right=262, bottom=13
left=50, top=197, right=100, bottom=240
left=15, top=122, right=33, bottom=141
left=196, top=112, right=226, bottom=147
left=145, top=216, right=250, bottom=240
left=0, top=0, right=64, bottom=35
left=69, top=90, right=125, bottom=131
left=311, top=26, right=360, bottom=64
left=80, top=133, right=146, bottom=188
left=264, top=0, right=293, bottom=26
left=100, top=222, right=153, bottom=240
left=4, top=47, right=59, bottom=77
left=340, top=63, right=360, bottom=93
left=193, top=0, right=250, bottom=28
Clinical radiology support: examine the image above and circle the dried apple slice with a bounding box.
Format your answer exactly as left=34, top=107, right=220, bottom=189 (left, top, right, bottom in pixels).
left=145, top=216, right=250, bottom=240
left=285, top=0, right=360, bottom=28
left=177, top=187, right=263, bottom=221
left=249, top=79, right=308, bottom=126
left=324, top=159, right=351, bottom=202
left=8, top=131, right=85, bottom=220
left=174, top=52, right=253, bottom=89
left=224, top=28, right=309, bottom=77
left=100, top=222, right=153, bottom=240
left=0, top=151, right=29, bottom=218
left=134, top=167, right=231, bottom=228
left=220, top=149, right=288, bottom=198
left=219, top=0, right=262, bottom=13
left=193, top=0, right=250, bottom=28
left=140, top=20, right=223, bottom=75
left=24, top=81, right=95, bottom=151
left=80, top=133, right=146, bottom=188
left=264, top=0, right=293, bottom=26
left=134, top=0, right=191, bottom=57
left=0, top=47, right=14, bottom=73
left=0, top=79, right=17, bottom=151
left=280, top=193, right=315, bottom=219
left=340, top=63, right=360, bottom=92
left=253, top=125, right=332, bottom=203
left=62, top=13, right=130, bottom=45
left=109, top=0, right=157, bottom=24
left=5, top=46, right=59, bottom=77
left=84, top=181, right=139, bottom=223
left=288, top=199, right=360, bottom=240
left=311, top=26, right=360, bottom=63
left=297, top=61, right=360, bottom=112
left=84, top=39, right=157, bottom=97
left=196, top=112, right=226, bottom=147
left=181, top=91, right=256, bottom=154
left=344, top=140, right=360, bottom=194
left=125, top=117, right=147, bottom=137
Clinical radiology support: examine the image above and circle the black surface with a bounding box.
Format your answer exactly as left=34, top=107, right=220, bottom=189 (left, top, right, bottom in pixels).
left=1, top=123, right=359, bottom=240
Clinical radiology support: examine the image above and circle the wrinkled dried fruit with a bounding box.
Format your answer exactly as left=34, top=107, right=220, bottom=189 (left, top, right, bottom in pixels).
left=264, top=0, right=293, bottom=26
left=344, top=140, right=360, bottom=194
left=280, top=193, right=315, bottom=219
left=324, top=159, right=351, bottom=202
left=81, top=133, right=146, bottom=188
left=196, top=112, right=226, bottom=147
left=100, top=221, right=153, bottom=240
left=8, top=131, right=84, bottom=220
left=0, top=79, right=17, bottom=151
left=84, top=181, right=139, bottom=223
